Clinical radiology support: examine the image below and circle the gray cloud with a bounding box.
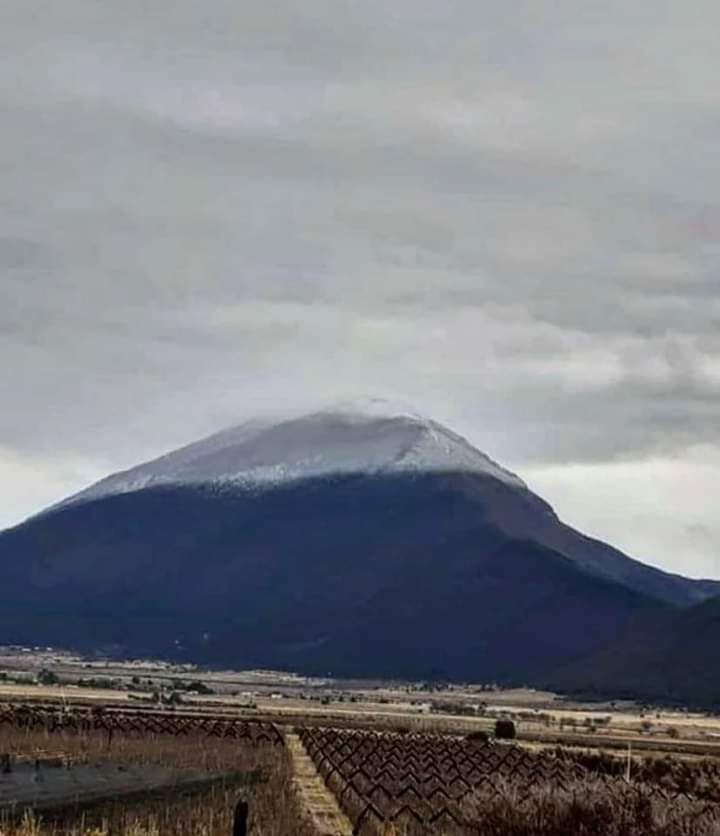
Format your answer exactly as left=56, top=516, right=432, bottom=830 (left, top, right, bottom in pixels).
left=2, top=0, right=719, bottom=577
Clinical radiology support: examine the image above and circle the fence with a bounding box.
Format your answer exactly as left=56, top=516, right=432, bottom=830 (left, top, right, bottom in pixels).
left=0, top=703, right=283, bottom=744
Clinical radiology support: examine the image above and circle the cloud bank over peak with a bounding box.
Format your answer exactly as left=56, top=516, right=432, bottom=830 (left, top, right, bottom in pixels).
left=1, top=0, right=719, bottom=577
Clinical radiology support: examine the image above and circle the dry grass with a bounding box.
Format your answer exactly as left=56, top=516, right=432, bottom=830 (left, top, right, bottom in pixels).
left=456, top=778, right=720, bottom=836
left=5, top=721, right=720, bottom=835
left=0, top=727, right=312, bottom=836
left=554, top=746, right=720, bottom=802
left=0, top=725, right=261, bottom=771
left=349, top=778, right=720, bottom=836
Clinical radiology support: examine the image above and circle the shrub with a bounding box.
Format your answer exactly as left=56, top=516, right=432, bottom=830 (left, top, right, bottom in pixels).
left=495, top=719, right=517, bottom=740
left=37, top=669, right=59, bottom=686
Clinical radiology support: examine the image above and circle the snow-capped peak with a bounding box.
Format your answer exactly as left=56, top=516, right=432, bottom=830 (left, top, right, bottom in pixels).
left=56, top=401, right=526, bottom=509
left=329, top=395, right=427, bottom=423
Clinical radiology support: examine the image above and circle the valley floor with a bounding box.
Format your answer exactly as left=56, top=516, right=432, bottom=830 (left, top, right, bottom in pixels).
left=2, top=647, right=720, bottom=763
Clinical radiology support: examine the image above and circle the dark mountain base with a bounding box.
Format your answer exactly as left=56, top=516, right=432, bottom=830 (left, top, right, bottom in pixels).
left=0, top=472, right=665, bottom=684
left=549, top=595, right=720, bottom=709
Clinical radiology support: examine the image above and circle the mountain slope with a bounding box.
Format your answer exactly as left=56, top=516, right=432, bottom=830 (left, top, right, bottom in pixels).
left=1, top=403, right=717, bottom=685
left=551, top=594, right=720, bottom=706
left=0, top=473, right=667, bottom=682
left=42, top=404, right=716, bottom=609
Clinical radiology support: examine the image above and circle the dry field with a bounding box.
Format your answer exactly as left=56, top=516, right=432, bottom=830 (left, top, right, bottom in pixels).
left=4, top=680, right=720, bottom=766
left=4, top=647, right=720, bottom=760
left=299, top=726, right=720, bottom=835
left=0, top=718, right=311, bottom=835
left=2, top=699, right=720, bottom=834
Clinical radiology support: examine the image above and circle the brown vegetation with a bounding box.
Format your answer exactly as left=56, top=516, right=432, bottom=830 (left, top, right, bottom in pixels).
left=554, top=746, right=720, bottom=803
left=456, top=780, right=720, bottom=836
left=0, top=724, right=311, bottom=835
left=3, top=702, right=720, bottom=835
left=300, top=727, right=720, bottom=835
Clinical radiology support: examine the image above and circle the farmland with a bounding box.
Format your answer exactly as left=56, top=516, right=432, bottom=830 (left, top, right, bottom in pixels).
left=0, top=706, right=309, bottom=835
left=3, top=651, right=720, bottom=833
left=1, top=699, right=720, bottom=834
left=299, top=726, right=720, bottom=834
left=4, top=646, right=720, bottom=760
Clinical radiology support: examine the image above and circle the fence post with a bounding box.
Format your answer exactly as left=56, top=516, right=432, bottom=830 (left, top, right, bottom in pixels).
left=233, top=800, right=249, bottom=836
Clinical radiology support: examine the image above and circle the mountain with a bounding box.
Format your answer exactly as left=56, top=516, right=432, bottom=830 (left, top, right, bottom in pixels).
left=1, top=400, right=717, bottom=687
left=551, top=594, right=720, bottom=707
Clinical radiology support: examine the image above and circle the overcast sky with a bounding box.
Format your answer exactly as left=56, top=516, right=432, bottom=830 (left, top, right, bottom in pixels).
left=2, top=1, right=719, bottom=579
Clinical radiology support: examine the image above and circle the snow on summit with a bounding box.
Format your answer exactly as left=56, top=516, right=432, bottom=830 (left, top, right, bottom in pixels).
left=56, top=399, right=526, bottom=509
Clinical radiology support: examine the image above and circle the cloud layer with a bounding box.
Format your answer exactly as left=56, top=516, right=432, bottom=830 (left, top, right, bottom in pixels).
left=2, top=1, right=719, bottom=577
